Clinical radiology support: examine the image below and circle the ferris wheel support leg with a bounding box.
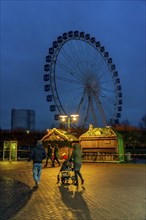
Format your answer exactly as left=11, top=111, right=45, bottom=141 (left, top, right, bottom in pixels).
left=94, top=95, right=107, bottom=126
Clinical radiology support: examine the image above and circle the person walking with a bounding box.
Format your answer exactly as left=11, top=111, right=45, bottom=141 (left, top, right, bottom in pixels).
left=52, top=145, right=60, bottom=167
left=44, top=144, right=52, bottom=167
left=28, top=140, right=46, bottom=187
left=70, top=143, right=84, bottom=186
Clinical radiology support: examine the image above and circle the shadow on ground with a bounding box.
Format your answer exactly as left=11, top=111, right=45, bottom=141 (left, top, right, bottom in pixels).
left=58, top=184, right=92, bottom=220
left=0, top=176, right=33, bottom=220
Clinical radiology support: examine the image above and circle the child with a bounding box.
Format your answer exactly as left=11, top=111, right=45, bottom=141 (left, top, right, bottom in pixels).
left=57, top=153, right=71, bottom=183
left=61, top=153, right=69, bottom=168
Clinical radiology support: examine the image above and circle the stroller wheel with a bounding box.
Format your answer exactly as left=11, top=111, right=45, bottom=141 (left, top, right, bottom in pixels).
left=71, top=176, right=76, bottom=183
left=61, top=177, right=65, bottom=184
left=57, top=174, right=60, bottom=182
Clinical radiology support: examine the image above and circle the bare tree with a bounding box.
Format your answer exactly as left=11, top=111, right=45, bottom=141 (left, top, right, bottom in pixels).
left=139, top=114, right=146, bottom=129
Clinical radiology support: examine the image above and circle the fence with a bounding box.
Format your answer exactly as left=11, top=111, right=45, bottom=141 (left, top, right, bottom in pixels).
left=0, top=148, right=146, bottom=162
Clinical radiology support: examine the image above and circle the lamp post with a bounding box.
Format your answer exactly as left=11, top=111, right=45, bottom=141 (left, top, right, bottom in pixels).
left=59, top=114, right=79, bottom=132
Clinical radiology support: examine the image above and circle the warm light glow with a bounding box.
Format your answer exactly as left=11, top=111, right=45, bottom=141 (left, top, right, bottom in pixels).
left=70, top=115, right=79, bottom=118
left=62, top=118, right=66, bottom=122
left=70, top=114, right=79, bottom=122
left=59, top=114, right=79, bottom=131
left=59, top=115, right=68, bottom=122
left=26, top=130, right=30, bottom=134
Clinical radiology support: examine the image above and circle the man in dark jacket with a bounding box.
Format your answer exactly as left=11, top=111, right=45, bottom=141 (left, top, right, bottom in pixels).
left=70, top=143, right=84, bottom=186
left=44, top=144, right=52, bottom=167
left=28, top=140, right=46, bottom=187
left=52, top=145, right=60, bottom=167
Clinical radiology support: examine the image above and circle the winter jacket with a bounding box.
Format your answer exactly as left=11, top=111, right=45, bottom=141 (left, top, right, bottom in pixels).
left=47, top=146, right=52, bottom=157
left=28, top=142, right=46, bottom=164
left=70, top=143, right=82, bottom=164
left=54, top=146, right=59, bottom=158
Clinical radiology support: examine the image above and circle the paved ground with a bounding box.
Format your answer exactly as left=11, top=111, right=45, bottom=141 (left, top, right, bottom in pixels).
left=0, top=161, right=146, bottom=220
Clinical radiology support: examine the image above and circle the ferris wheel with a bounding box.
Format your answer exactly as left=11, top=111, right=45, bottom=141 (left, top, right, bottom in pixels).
left=43, top=30, right=122, bottom=128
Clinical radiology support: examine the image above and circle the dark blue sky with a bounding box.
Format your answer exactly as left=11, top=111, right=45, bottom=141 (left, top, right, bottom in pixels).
left=1, top=0, right=145, bottom=130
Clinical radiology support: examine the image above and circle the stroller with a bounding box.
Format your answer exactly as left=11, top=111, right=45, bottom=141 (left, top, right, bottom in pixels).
left=57, top=159, right=76, bottom=184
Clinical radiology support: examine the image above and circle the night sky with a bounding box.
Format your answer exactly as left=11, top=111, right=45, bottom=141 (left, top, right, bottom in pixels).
left=1, top=0, right=145, bottom=130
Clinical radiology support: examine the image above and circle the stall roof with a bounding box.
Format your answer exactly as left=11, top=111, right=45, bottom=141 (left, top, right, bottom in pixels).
left=41, top=128, right=79, bottom=142
left=79, top=125, right=117, bottom=140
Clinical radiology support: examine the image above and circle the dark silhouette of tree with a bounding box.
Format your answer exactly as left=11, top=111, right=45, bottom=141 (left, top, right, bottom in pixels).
left=139, top=114, right=146, bottom=129
left=121, top=119, right=130, bottom=126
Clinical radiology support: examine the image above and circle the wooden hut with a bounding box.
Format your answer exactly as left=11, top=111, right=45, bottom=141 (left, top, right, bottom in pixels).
left=79, top=124, right=125, bottom=163
left=41, top=128, right=79, bottom=158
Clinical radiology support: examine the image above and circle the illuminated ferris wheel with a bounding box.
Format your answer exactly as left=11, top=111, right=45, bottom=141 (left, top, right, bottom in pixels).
left=43, top=30, right=122, bottom=128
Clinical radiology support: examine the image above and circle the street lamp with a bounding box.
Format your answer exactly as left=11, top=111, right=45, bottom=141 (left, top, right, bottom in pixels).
left=59, top=114, right=79, bottom=132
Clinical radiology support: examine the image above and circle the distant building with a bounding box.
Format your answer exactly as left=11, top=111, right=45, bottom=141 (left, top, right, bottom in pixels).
left=11, top=109, right=35, bottom=131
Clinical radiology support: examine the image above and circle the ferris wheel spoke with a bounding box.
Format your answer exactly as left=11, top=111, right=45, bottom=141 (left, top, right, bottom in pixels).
left=82, top=96, right=91, bottom=128
left=99, top=93, right=116, bottom=113
left=69, top=40, right=97, bottom=77
left=75, top=62, right=88, bottom=77
left=60, top=41, right=86, bottom=72
left=94, top=93, right=107, bottom=126
left=77, top=90, right=86, bottom=114
left=99, top=94, right=117, bottom=116
left=56, top=75, right=82, bottom=85
left=96, top=67, right=111, bottom=82
left=56, top=60, right=78, bottom=77
left=100, top=87, right=116, bottom=96
left=100, top=89, right=116, bottom=103
left=56, top=60, right=84, bottom=83
left=70, top=40, right=82, bottom=61
left=60, top=51, right=77, bottom=69
left=97, top=70, right=110, bottom=81
left=99, top=97, right=115, bottom=116
left=99, top=79, right=115, bottom=87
